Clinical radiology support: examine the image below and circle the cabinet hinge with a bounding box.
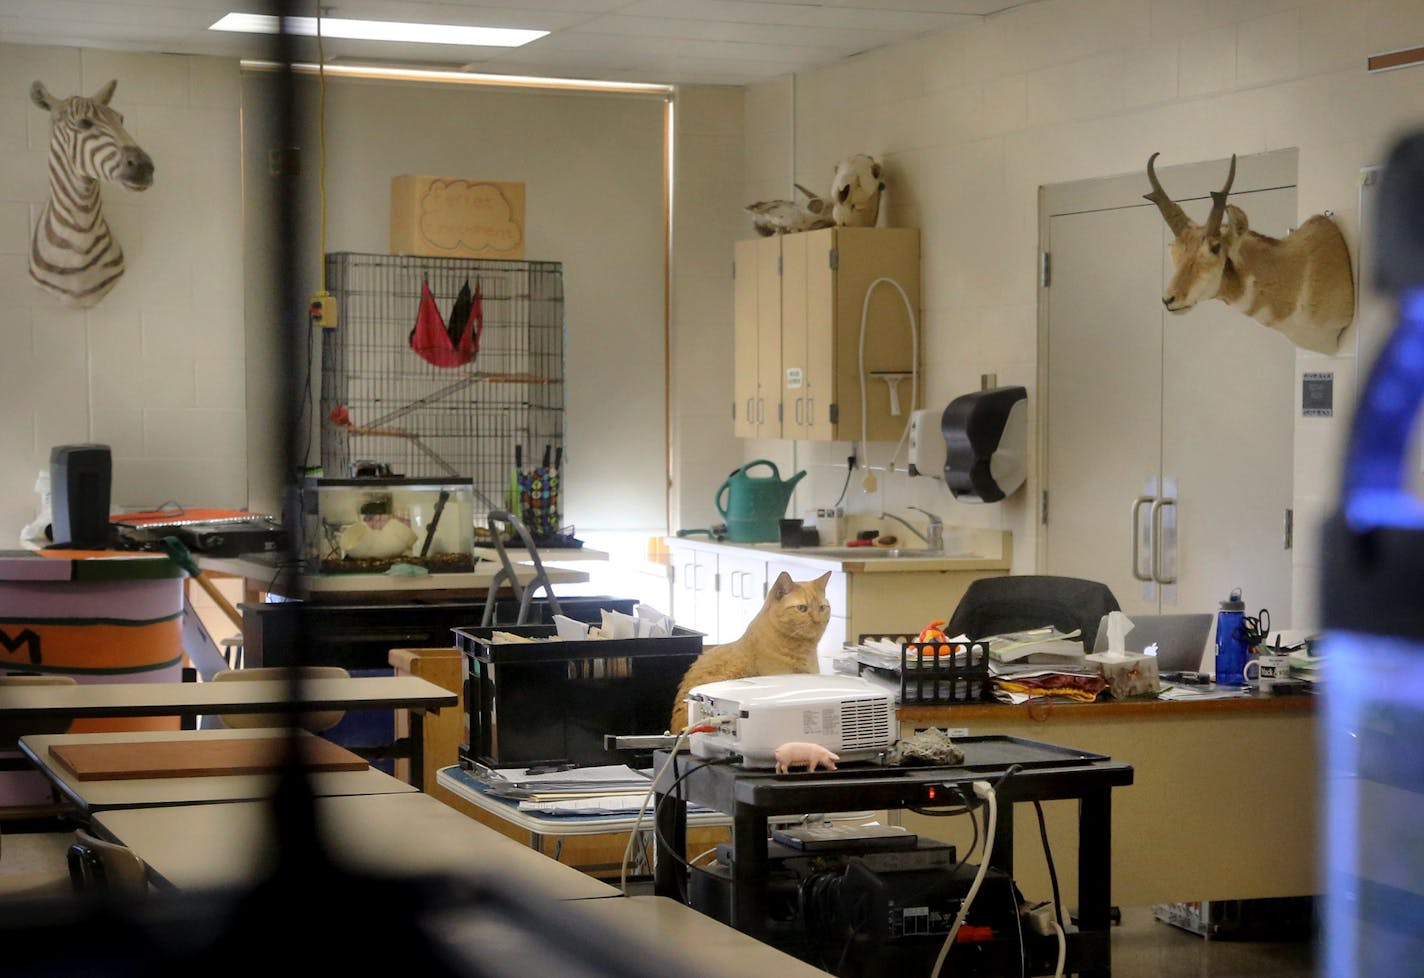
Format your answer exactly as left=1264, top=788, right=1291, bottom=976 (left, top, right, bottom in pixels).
left=828, top=402, right=838, bottom=424
left=1284, top=508, right=1293, bottom=550
left=777, top=255, right=783, bottom=276
left=778, top=401, right=784, bottom=422
left=828, top=249, right=839, bottom=271
left=731, top=400, right=736, bottom=421
left=731, top=260, right=736, bottom=280
left=1039, top=252, right=1051, bottom=288
left=1041, top=490, right=1049, bottom=525
left=713, top=571, right=722, bottom=593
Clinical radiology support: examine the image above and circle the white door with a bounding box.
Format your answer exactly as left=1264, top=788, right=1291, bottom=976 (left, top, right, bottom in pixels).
left=1042, top=157, right=1295, bottom=621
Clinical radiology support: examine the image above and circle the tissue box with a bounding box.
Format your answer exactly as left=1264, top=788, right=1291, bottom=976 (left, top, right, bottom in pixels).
left=1086, top=651, right=1160, bottom=698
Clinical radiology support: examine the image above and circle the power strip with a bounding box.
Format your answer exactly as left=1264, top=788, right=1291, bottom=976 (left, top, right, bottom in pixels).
left=1025, top=901, right=1059, bottom=937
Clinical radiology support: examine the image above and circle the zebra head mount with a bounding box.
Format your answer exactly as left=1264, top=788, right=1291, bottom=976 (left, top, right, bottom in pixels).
left=29, top=79, right=155, bottom=309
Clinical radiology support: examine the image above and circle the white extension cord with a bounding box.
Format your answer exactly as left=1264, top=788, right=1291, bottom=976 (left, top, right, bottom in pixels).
left=929, top=779, right=997, bottom=978
left=619, top=715, right=735, bottom=896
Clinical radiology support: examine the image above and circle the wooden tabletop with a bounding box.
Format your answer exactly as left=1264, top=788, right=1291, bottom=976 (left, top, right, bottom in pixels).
left=93, top=791, right=620, bottom=899
left=19, top=728, right=417, bottom=813
left=0, top=675, right=457, bottom=720
left=898, top=687, right=1319, bottom=725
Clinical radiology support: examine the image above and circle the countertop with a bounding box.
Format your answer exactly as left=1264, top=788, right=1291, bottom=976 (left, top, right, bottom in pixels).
left=665, top=530, right=1012, bottom=573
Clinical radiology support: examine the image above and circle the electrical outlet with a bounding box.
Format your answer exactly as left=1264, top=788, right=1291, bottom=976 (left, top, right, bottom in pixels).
left=309, top=291, right=338, bottom=329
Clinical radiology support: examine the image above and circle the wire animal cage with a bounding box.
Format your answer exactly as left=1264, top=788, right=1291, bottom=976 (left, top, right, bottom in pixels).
left=320, top=252, right=565, bottom=534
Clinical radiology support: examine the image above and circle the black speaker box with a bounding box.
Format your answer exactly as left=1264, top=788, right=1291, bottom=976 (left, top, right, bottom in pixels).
left=50, top=444, right=112, bottom=548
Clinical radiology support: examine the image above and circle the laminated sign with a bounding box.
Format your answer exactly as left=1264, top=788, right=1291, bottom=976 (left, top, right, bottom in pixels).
left=391, top=175, right=525, bottom=260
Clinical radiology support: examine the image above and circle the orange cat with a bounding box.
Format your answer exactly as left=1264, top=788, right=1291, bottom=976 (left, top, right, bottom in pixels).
left=669, top=571, right=832, bottom=732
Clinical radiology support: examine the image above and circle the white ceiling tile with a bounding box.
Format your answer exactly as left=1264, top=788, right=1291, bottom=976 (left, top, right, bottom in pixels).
left=0, top=0, right=1047, bottom=85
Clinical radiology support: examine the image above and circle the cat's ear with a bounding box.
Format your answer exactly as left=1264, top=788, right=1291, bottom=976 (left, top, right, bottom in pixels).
left=769, top=571, right=794, bottom=599
left=813, top=571, right=832, bottom=590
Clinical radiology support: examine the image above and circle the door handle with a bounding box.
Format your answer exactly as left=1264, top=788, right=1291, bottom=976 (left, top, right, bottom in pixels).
left=1151, top=497, right=1177, bottom=584
left=1130, top=495, right=1154, bottom=582
left=745, top=398, right=755, bottom=423
left=794, top=398, right=804, bottom=426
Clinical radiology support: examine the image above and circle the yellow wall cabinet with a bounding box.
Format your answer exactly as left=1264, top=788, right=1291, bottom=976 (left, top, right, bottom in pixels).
left=733, top=227, right=920, bottom=441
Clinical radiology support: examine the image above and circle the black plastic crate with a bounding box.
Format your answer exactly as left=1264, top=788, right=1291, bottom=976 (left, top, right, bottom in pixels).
left=454, top=623, right=704, bottom=768
left=857, top=633, right=991, bottom=705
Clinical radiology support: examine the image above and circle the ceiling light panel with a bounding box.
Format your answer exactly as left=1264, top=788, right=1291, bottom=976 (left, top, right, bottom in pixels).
left=210, top=13, right=548, bottom=47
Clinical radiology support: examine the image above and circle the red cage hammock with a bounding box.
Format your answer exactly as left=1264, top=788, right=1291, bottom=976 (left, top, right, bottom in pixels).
left=409, top=277, right=483, bottom=368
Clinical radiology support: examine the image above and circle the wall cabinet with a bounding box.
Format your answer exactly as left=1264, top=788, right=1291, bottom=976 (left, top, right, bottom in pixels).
left=733, top=227, right=920, bottom=441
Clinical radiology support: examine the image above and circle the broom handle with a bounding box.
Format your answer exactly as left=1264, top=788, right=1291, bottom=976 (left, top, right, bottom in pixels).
left=194, top=572, right=244, bottom=630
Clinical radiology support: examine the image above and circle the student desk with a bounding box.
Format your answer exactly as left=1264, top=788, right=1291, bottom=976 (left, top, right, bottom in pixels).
left=19, top=728, right=417, bottom=815
left=0, top=674, right=456, bottom=785
left=435, top=763, right=731, bottom=851
left=91, top=790, right=619, bottom=899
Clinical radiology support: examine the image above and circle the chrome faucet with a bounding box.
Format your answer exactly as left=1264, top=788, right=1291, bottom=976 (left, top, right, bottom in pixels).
left=880, top=507, right=944, bottom=553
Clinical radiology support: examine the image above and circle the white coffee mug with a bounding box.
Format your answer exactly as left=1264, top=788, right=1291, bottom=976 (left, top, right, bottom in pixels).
left=1243, top=655, right=1290, bottom=688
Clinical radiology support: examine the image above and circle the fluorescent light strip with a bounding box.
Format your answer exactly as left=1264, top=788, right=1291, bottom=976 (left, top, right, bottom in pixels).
left=212, top=13, right=547, bottom=48
left=241, top=59, right=674, bottom=96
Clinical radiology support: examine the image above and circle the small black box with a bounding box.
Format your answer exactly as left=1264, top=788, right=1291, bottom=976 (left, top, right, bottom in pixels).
left=50, top=444, right=111, bottom=549
left=454, top=623, right=703, bottom=768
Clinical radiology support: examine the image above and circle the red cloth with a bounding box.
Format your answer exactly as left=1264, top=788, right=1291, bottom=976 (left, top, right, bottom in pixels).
left=409, top=279, right=482, bottom=368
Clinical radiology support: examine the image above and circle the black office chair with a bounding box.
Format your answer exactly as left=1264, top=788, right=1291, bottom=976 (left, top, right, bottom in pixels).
left=945, top=575, right=1121, bottom=650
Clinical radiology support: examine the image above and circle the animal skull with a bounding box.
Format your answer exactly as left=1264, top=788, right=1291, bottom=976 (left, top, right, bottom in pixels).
left=831, top=154, right=885, bottom=227
left=1144, top=152, right=1355, bottom=354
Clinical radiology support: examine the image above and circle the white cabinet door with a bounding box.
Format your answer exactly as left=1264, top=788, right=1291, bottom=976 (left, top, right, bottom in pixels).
left=1042, top=155, right=1295, bottom=620
left=670, top=544, right=720, bottom=641
left=716, top=552, right=767, bottom=646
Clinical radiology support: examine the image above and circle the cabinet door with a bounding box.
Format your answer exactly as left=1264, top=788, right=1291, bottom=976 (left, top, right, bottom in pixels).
left=781, top=232, right=835, bottom=440
left=733, top=239, right=762, bottom=438
left=716, top=553, right=767, bottom=646
left=828, top=227, right=920, bottom=443
left=671, top=545, right=720, bottom=641
left=1160, top=186, right=1295, bottom=618
left=1042, top=159, right=1294, bottom=620
left=1043, top=205, right=1165, bottom=615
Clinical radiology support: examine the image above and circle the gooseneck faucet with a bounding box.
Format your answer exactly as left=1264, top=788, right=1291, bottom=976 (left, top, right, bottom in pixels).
left=880, top=506, right=944, bottom=553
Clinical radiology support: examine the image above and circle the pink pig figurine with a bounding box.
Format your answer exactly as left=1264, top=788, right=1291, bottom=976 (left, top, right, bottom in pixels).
left=773, top=741, right=839, bottom=774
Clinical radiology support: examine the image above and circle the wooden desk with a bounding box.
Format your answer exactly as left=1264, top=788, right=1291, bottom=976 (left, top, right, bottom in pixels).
left=0, top=674, right=456, bottom=785
left=897, top=693, right=1319, bottom=906
left=92, top=790, right=620, bottom=899
left=19, top=728, right=417, bottom=815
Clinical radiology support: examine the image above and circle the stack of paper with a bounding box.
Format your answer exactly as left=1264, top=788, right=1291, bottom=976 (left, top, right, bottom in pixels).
left=475, top=764, right=712, bottom=816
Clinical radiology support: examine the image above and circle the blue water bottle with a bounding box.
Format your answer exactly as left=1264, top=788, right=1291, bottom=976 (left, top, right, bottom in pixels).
left=1214, top=587, right=1247, bottom=686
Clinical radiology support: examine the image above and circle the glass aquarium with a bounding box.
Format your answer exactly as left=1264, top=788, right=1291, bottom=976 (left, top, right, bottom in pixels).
left=302, top=477, right=475, bottom=574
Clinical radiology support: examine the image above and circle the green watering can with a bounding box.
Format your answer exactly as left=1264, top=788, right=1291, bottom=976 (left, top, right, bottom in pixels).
left=715, top=460, right=807, bottom=543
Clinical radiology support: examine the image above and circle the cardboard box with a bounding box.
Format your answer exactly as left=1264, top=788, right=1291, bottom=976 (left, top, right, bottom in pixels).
left=390, top=175, right=525, bottom=260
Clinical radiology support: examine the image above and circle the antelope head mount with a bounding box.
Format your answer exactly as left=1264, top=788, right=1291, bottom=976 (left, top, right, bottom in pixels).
left=1144, top=152, right=1355, bottom=354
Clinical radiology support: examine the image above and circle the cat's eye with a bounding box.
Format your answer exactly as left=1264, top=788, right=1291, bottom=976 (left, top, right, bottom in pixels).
left=796, top=604, right=808, bottom=612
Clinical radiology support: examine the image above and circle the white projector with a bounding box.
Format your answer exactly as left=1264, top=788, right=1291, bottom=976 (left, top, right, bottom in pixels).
left=685, top=674, right=897, bottom=768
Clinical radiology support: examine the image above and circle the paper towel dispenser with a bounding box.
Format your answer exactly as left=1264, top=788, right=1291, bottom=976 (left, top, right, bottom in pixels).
left=941, top=386, right=1027, bottom=502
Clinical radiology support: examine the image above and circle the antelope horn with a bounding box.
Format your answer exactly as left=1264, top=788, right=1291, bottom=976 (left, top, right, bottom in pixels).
left=1143, top=152, right=1191, bottom=237
left=1205, top=153, right=1237, bottom=237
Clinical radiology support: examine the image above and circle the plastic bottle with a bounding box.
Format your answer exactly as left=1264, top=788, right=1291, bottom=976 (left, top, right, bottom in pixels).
left=1320, top=129, right=1424, bottom=978
left=1214, top=587, right=1247, bottom=686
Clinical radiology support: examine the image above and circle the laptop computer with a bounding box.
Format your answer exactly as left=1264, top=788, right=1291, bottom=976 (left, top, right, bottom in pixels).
left=1091, top=613, right=1214, bottom=673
